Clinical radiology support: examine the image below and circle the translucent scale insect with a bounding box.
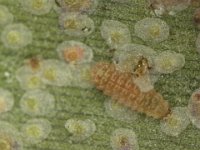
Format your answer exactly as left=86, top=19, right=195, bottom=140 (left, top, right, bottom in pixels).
left=1, top=23, right=32, bottom=50
left=65, top=119, right=96, bottom=142
left=90, top=62, right=171, bottom=119
left=100, top=20, right=131, bottom=49
left=56, top=0, right=98, bottom=14
left=134, top=18, right=169, bottom=43
left=21, top=118, right=52, bottom=144
left=59, top=12, right=94, bottom=37
left=154, top=50, right=185, bottom=74
left=160, top=107, right=190, bottom=136
left=0, top=121, right=23, bottom=150
left=21, top=0, right=54, bottom=15
left=110, top=128, right=139, bottom=150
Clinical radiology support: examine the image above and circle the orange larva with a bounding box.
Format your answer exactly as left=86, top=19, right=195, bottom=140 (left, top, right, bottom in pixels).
left=90, top=62, right=171, bottom=119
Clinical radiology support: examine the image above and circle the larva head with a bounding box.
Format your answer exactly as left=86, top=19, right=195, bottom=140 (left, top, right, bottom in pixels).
left=90, top=62, right=115, bottom=83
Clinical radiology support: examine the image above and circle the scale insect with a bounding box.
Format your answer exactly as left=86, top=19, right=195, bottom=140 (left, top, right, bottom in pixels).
left=90, top=62, right=171, bottom=119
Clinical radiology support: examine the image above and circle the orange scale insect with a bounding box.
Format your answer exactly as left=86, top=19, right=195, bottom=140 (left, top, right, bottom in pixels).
left=90, top=62, right=171, bottom=119
left=63, top=46, right=84, bottom=62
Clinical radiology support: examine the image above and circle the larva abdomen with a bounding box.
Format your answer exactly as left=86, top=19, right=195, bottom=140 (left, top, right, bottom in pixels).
left=91, top=62, right=170, bottom=119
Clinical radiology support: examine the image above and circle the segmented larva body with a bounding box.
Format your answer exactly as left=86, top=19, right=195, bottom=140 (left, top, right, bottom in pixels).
left=91, top=62, right=170, bottom=119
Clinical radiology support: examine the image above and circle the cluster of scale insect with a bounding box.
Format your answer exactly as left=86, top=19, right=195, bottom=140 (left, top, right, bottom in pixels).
left=40, top=59, right=73, bottom=86
left=50, top=9, right=98, bottom=140
left=148, top=0, right=191, bottom=16
left=0, top=5, right=32, bottom=50
left=56, top=0, right=97, bottom=37
left=20, top=0, right=98, bottom=15
left=16, top=58, right=73, bottom=88
left=16, top=41, right=94, bottom=95
left=16, top=59, right=49, bottom=88
left=55, top=40, right=94, bottom=88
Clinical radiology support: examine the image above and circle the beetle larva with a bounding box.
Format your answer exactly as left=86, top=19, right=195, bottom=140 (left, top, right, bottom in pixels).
left=90, top=62, right=170, bottom=119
